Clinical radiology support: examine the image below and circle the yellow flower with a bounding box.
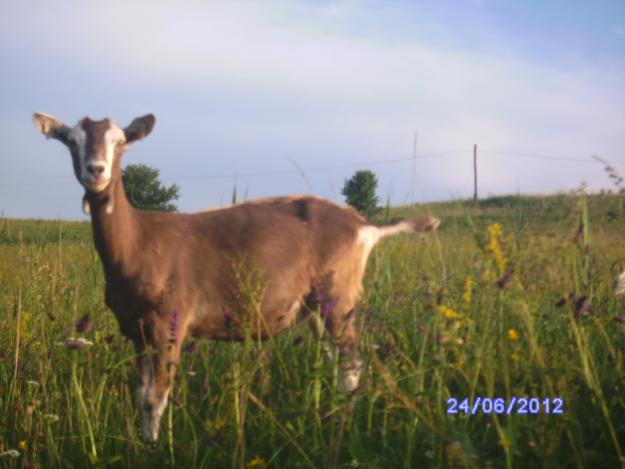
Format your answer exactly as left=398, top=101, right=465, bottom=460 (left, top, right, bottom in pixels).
left=18, top=440, right=27, bottom=450
left=462, top=276, right=473, bottom=305
left=510, top=353, right=519, bottom=362
left=486, top=223, right=506, bottom=275
left=507, top=329, right=520, bottom=341
left=438, top=305, right=464, bottom=320
left=246, top=455, right=267, bottom=469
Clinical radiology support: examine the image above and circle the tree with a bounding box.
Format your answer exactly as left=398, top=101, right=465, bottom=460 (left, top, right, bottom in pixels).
left=122, top=163, right=180, bottom=212
left=342, top=170, right=379, bottom=219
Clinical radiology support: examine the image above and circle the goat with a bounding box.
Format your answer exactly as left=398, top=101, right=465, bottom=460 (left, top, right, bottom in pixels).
left=33, top=112, right=440, bottom=442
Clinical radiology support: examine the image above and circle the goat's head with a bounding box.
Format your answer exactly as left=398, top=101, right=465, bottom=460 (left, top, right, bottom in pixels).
left=33, top=113, right=155, bottom=193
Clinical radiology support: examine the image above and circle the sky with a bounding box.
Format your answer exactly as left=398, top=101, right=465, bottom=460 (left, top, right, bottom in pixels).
left=1, top=0, right=624, bottom=219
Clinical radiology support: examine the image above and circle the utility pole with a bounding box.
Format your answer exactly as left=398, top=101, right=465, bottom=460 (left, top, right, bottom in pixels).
left=473, top=144, right=478, bottom=202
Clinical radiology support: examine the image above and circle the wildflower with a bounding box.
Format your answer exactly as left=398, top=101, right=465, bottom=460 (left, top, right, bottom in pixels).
left=574, top=296, right=590, bottom=317
left=0, top=450, right=20, bottom=458
left=213, top=416, right=227, bottom=432
left=573, top=224, right=584, bottom=244
left=511, top=353, right=519, bottom=362
left=42, top=414, right=59, bottom=423
left=18, top=440, right=26, bottom=450
left=445, top=441, right=466, bottom=465
left=613, top=315, right=625, bottom=325
left=436, top=287, right=444, bottom=305
left=75, top=313, right=92, bottom=333
left=616, top=270, right=625, bottom=297
left=246, top=455, right=266, bottom=468
left=168, top=310, right=180, bottom=344
left=57, top=337, right=94, bottom=349
left=224, top=308, right=234, bottom=329
left=321, top=298, right=336, bottom=318
left=499, top=438, right=512, bottom=448
left=507, top=329, right=520, bottom=341
left=496, top=270, right=514, bottom=289
left=364, top=306, right=374, bottom=330
left=486, top=223, right=506, bottom=275
left=462, top=276, right=473, bottom=305
left=438, top=305, right=465, bottom=320
left=309, top=283, right=323, bottom=304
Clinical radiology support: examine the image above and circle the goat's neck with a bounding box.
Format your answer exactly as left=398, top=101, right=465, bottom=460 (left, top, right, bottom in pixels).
left=86, top=173, right=139, bottom=275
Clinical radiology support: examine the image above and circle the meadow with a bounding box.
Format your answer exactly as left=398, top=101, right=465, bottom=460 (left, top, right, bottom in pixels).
left=1, top=193, right=625, bottom=468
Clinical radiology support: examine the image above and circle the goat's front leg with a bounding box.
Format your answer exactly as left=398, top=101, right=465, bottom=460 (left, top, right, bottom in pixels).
left=134, top=325, right=184, bottom=443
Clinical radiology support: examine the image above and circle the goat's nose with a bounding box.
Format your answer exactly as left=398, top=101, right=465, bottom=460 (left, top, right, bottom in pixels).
left=87, top=163, right=105, bottom=177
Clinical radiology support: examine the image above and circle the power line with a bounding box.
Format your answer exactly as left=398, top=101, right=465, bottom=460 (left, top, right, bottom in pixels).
left=1, top=148, right=623, bottom=188
left=0, top=150, right=467, bottom=187
left=481, top=149, right=625, bottom=165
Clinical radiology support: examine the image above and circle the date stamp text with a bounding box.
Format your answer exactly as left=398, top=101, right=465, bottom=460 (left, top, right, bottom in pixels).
left=446, top=397, right=564, bottom=415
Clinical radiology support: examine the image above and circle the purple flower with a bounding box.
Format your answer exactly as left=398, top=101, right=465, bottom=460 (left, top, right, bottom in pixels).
left=496, top=271, right=514, bottom=289
left=169, top=310, right=180, bottom=344
left=310, top=284, right=325, bottom=304
left=574, top=296, right=590, bottom=317
left=436, top=288, right=444, bottom=305
left=75, top=313, right=92, bottom=333
left=224, top=308, right=234, bottom=329
left=321, top=298, right=336, bottom=318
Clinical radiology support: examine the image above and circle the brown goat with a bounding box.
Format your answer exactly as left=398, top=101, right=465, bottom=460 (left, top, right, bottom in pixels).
left=33, top=112, right=440, bottom=442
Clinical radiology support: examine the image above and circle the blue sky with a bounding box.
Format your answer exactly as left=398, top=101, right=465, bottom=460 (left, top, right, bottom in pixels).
left=1, top=0, right=624, bottom=219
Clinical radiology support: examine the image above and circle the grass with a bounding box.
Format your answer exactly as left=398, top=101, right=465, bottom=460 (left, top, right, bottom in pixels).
left=1, top=193, right=625, bottom=468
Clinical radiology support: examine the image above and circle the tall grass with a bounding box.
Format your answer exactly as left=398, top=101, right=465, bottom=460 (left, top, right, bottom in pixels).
left=1, top=193, right=625, bottom=467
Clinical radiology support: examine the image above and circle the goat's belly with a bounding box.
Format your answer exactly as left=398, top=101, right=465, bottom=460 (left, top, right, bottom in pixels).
left=188, top=298, right=305, bottom=341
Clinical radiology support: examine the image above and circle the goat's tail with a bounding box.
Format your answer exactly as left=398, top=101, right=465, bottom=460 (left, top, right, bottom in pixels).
left=374, top=215, right=440, bottom=240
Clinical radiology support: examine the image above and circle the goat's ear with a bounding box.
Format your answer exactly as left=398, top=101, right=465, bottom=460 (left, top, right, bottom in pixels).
left=124, top=114, right=156, bottom=144
left=33, top=113, right=70, bottom=143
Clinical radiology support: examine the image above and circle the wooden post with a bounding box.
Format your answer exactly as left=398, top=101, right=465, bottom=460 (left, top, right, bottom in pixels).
left=473, top=144, right=478, bottom=202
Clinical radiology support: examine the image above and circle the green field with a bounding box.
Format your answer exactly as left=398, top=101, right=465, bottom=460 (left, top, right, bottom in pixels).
left=1, top=193, right=625, bottom=468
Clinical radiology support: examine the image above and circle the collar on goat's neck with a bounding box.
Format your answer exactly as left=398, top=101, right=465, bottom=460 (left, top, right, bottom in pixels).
left=84, top=170, right=139, bottom=270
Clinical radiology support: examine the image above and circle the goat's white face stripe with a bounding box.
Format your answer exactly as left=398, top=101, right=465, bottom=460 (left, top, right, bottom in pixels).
left=71, top=121, right=125, bottom=193
left=96, top=125, right=125, bottom=188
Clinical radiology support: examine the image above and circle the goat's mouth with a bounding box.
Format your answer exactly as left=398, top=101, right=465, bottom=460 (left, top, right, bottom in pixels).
left=82, top=177, right=111, bottom=193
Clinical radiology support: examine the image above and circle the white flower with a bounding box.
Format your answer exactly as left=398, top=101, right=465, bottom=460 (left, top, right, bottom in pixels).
left=0, top=450, right=20, bottom=458
left=617, top=270, right=625, bottom=297
left=55, top=337, right=94, bottom=349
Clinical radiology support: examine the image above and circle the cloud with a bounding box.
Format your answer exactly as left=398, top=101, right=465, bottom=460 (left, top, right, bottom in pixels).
left=1, top=1, right=625, bottom=218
